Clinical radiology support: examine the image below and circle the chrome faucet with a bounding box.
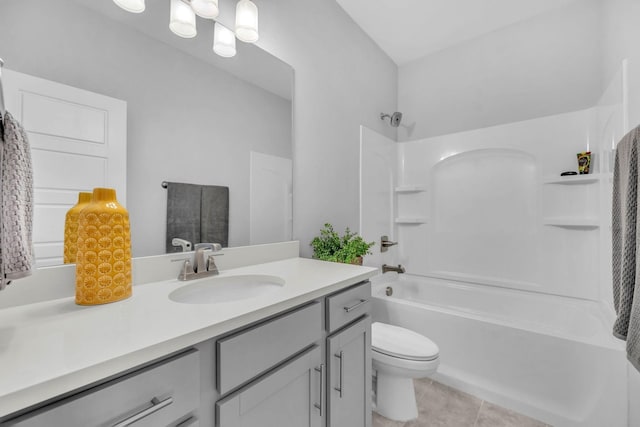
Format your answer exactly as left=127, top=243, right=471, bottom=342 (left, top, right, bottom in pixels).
left=178, top=242, right=223, bottom=281
left=382, top=264, right=405, bottom=274
left=172, top=237, right=192, bottom=252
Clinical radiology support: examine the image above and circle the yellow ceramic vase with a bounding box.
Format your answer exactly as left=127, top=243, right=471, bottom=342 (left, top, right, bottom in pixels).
left=64, top=192, right=92, bottom=264
left=76, top=188, right=132, bottom=305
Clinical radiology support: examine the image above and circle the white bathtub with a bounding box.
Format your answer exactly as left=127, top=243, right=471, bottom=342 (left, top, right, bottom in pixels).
left=371, top=274, right=628, bottom=427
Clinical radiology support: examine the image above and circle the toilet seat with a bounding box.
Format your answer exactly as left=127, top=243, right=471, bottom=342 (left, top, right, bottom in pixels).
left=372, top=322, right=439, bottom=361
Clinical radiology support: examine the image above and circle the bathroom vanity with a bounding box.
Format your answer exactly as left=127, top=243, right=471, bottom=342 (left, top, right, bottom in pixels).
left=0, top=242, right=376, bottom=426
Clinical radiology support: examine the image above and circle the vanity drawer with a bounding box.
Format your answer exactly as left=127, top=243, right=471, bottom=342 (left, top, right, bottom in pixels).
left=326, top=281, right=371, bottom=333
left=217, top=301, right=321, bottom=395
left=6, top=349, right=200, bottom=427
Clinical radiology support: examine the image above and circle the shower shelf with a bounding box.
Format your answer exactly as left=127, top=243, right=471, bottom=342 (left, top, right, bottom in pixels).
left=395, top=186, right=427, bottom=193
left=543, top=174, right=602, bottom=185
left=395, top=217, right=427, bottom=224
left=543, top=217, right=599, bottom=229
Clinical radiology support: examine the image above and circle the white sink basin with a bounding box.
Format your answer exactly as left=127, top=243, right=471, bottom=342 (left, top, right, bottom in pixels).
left=169, top=274, right=285, bottom=304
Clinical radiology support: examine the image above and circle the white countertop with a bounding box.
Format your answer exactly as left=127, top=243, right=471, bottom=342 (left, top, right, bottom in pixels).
left=0, top=256, right=377, bottom=418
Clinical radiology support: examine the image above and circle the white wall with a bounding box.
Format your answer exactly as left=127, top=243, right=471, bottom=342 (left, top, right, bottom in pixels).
left=0, top=0, right=292, bottom=256
left=254, top=0, right=398, bottom=256
left=397, top=0, right=602, bottom=140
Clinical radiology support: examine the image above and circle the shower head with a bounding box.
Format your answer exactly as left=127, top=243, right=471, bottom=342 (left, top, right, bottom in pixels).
left=380, top=112, right=403, bottom=127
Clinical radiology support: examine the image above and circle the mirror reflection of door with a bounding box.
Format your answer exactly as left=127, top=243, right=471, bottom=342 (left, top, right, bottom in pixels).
left=2, top=69, right=127, bottom=267
left=249, top=152, right=292, bottom=245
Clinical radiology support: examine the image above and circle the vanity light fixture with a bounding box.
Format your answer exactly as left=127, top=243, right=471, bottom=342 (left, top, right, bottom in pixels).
left=191, top=0, right=219, bottom=19
left=113, top=0, right=259, bottom=57
left=113, top=0, right=145, bottom=13
left=213, top=22, right=237, bottom=57
left=170, top=0, right=198, bottom=38
left=235, top=0, right=259, bottom=43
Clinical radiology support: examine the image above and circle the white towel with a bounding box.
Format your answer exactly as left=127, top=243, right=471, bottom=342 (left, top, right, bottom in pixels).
left=0, top=111, right=34, bottom=289
left=612, top=125, right=640, bottom=371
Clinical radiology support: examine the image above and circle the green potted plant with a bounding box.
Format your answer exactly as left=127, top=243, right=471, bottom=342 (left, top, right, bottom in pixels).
left=310, top=223, right=375, bottom=265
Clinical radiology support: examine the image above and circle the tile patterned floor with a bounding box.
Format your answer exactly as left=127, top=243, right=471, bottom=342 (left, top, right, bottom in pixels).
left=373, top=379, right=551, bottom=427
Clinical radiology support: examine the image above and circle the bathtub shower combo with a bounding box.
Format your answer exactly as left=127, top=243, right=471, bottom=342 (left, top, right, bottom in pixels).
left=360, top=63, right=635, bottom=427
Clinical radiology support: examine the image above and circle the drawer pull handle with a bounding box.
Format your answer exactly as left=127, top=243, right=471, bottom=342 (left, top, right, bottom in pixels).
left=334, top=351, right=344, bottom=398
left=344, top=299, right=368, bottom=313
left=112, top=396, right=174, bottom=427
left=313, top=364, right=325, bottom=416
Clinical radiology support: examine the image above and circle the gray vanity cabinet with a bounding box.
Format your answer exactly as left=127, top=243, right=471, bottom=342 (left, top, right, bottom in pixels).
left=216, top=345, right=323, bottom=427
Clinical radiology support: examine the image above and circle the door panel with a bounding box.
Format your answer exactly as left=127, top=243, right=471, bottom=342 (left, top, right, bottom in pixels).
left=217, top=345, right=322, bottom=427
left=327, top=316, right=372, bottom=427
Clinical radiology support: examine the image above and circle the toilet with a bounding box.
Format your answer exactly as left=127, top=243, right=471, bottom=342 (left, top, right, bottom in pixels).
left=371, top=322, right=440, bottom=422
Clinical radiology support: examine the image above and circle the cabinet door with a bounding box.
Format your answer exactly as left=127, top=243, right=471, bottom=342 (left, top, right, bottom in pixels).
left=327, top=316, right=372, bottom=427
left=217, top=345, right=323, bottom=427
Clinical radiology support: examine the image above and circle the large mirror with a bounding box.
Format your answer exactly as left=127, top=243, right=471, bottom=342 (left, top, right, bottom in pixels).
left=0, top=0, right=293, bottom=265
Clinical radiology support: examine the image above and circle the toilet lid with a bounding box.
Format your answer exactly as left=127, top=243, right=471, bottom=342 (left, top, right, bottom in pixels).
left=372, top=322, right=439, bottom=361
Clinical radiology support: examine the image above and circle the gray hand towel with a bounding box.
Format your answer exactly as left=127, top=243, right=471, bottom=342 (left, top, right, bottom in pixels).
left=166, top=182, right=229, bottom=252
left=201, top=185, right=229, bottom=248
left=0, top=111, right=34, bottom=289
left=612, top=125, right=640, bottom=371
left=166, top=182, right=202, bottom=253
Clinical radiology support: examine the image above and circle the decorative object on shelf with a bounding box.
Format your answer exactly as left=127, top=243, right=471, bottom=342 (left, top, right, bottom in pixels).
left=577, top=151, right=591, bottom=174
left=113, top=0, right=258, bottom=58
left=560, top=171, right=577, bottom=176
left=310, top=223, right=374, bottom=265
left=64, top=192, right=92, bottom=264
left=76, top=188, right=132, bottom=305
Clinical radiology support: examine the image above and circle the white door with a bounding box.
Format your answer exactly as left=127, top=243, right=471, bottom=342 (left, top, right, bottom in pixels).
left=249, top=151, right=292, bottom=245
left=3, top=70, right=127, bottom=266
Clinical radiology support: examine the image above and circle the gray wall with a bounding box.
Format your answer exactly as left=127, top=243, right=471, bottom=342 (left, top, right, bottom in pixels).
left=397, top=0, right=602, bottom=140
left=0, top=0, right=292, bottom=256
left=254, top=0, right=399, bottom=256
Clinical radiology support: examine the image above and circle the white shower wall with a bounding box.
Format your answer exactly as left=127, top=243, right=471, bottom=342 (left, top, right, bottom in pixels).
left=395, top=108, right=608, bottom=301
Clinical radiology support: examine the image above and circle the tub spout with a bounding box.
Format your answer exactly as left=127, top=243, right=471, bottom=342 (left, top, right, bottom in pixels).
left=382, top=264, right=405, bottom=274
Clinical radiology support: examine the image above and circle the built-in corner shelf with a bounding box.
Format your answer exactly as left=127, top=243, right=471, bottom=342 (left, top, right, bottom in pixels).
left=543, top=217, right=599, bottom=229
left=543, top=174, right=602, bottom=185
left=395, top=217, right=427, bottom=224
left=395, top=186, right=427, bottom=193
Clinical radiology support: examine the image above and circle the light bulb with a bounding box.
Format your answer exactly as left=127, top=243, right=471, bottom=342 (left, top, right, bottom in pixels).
left=191, top=0, right=219, bottom=19
left=213, top=22, right=236, bottom=58
left=170, top=0, right=197, bottom=38
left=235, top=0, right=259, bottom=43
left=113, top=0, right=145, bottom=13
